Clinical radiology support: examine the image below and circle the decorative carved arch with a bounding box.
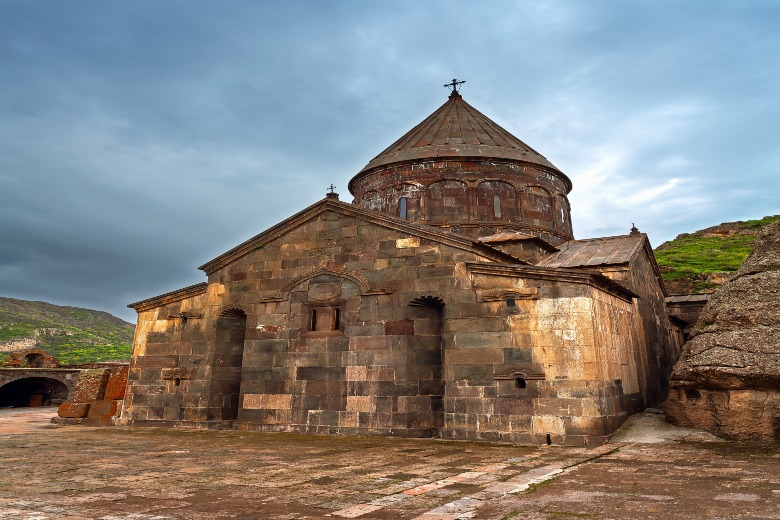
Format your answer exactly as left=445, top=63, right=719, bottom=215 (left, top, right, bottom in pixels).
left=397, top=180, right=426, bottom=189
left=360, top=190, right=383, bottom=212
left=385, top=182, right=425, bottom=220
left=523, top=185, right=554, bottom=222
left=493, top=367, right=546, bottom=381
left=525, top=184, right=553, bottom=197
left=476, top=179, right=514, bottom=189
left=409, top=295, right=445, bottom=309
left=217, top=306, right=249, bottom=318
left=262, top=269, right=391, bottom=302
left=427, top=179, right=469, bottom=223
left=428, top=178, right=468, bottom=188
left=475, top=180, right=519, bottom=221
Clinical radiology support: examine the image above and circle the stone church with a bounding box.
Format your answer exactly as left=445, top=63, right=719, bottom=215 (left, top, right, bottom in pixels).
left=124, top=85, right=682, bottom=446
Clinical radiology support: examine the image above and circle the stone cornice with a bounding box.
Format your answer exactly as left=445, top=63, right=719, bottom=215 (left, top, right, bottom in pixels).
left=128, top=283, right=208, bottom=312
left=198, top=198, right=523, bottom=275
left=466, top=262, right=638, bottom=302
left=348, top=157, right=573, bottom=195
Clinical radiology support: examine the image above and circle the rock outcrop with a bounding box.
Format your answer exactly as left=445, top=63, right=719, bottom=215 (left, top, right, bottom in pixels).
left=664, top=221, right=780, bottom=442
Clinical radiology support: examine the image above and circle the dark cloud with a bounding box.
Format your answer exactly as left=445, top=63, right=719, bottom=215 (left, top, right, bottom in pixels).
left=1, top=0, right=778, bottom=321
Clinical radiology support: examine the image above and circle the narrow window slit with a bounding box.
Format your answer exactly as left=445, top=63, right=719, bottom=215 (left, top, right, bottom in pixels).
left=493, top=194, right=502, bottom=218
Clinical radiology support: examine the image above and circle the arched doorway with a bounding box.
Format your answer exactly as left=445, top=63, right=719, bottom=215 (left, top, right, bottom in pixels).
left=209, top=309, right=247, bottom=422
left=0, top=377, right=70, bottom=407
left=408, top=296, right=445, bottom=435
left=23, top=353, right=46, bottom=368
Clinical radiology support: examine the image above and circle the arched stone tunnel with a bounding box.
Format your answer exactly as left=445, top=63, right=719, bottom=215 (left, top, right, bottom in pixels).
left=0, top=369, right=81, bottom=408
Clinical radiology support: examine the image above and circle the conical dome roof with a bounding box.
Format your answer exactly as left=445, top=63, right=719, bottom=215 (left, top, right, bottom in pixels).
left=357, top=92, right=562, bottom=175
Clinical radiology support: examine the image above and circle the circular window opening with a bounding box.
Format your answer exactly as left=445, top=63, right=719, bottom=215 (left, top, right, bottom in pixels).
left=684, top=388, right=701, bottom=401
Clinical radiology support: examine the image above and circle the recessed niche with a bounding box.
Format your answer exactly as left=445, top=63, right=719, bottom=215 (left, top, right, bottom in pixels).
left=684, top=388, right=701, bottom=401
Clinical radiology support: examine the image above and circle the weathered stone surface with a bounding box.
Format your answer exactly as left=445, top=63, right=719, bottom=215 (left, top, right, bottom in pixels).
left=665, top=221, right=780, bottom=442
left=85, top=399, right=121, bottom=425
left=103, top=366, right=129, bottom=401
left=70, top=368, right=110, bottom=403
left=120, top=92, right=682, bottom=446
left=57, top=402, right=89, bottom=418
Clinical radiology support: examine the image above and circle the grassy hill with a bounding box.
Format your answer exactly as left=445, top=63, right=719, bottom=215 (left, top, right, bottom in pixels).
left=0, top=297, right=134, bottom=364
left=654, top=215, right=780, bottom=294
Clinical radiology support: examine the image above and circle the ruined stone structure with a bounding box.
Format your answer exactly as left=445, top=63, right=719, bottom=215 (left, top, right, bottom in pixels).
left=0, top=369, right=76, bottom=407
left=123, top=88, right=682, bottom=446
left=665, top=221, right=780, bottom=443
left=54, top=365, right=129, bottom=425
left=0, top=348, right=128, bottom=412
left=4, top=348, right=59, bottom=368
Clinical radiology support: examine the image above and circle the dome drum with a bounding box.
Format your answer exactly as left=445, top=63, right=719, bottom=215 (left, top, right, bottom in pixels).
left=350, top=158, right=573, bottom=243
left=348, top=92, right=574, bottom=244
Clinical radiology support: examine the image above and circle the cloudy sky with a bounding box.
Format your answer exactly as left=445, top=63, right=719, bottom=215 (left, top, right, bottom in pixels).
left=1, top=1, right=778, bottom=322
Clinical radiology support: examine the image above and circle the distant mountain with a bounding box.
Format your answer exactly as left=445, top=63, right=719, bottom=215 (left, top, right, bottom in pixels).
left=0, top=297, right=134, bottom=364
left=654, top=215, right=780, bottom=295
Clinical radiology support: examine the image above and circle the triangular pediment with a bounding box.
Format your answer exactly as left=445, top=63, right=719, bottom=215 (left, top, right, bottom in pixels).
left=198, top=198, right=522, bottom=275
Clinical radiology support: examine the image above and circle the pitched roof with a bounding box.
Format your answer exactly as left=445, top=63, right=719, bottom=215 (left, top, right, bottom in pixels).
left=356, top=92, right=565, bottom=178
left=198, top=197, right=524, bottom=275
left=466, top=262, right=638, bottom=302
left=478, top=230, right=560, bottom=252
left=537, top=234, right=645, bottom=268
left=665, top=294, right=712, bottom=304
left=128, top=282, right=207, bottom=312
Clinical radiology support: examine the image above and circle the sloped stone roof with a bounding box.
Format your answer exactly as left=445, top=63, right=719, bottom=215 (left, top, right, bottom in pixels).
left=358, top=92, right=562, bottom=175
left=537, top=234, right=645, bottom=268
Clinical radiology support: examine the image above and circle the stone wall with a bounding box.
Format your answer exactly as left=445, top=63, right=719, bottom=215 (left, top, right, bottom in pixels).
left=55, top=365, right=129, bottom=425
left=349, top=159, right=573, bottom=243
left=123, top=204, right=679, bottom=446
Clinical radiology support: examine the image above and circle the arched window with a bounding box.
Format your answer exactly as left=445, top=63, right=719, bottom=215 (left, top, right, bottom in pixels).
left=427, top=180, right=468, bottom=223
left=524, top=186, right=553, bottom=223
left=476, top=181, right=517, bottom=221
left=399, top=196, right=408, bottom=219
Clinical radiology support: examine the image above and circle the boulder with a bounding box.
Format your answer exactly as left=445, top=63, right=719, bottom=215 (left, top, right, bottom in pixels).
left=664, top=221, right=780, bottom=442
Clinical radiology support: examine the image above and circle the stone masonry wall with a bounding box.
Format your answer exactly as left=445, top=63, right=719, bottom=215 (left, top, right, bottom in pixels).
left=350, top=160, right=573, bottom=244
left=440, top=268, right=640, bottom=446
left=124, top=209, right=661, bottom=445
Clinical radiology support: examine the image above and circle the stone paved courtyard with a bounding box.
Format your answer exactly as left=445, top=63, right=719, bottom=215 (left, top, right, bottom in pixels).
left=1, top=408, right=779, bottom=519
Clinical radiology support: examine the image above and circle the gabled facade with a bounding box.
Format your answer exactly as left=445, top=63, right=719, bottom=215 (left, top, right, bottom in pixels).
left=123, top=89, right=682, bottom=446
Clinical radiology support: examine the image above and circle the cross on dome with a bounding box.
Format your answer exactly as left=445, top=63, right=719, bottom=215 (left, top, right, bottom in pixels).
left=443, top=78, right=465, bottom=97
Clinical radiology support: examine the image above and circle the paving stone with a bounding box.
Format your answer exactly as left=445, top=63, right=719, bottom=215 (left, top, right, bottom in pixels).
left=2, top=409, right=779, bottom=519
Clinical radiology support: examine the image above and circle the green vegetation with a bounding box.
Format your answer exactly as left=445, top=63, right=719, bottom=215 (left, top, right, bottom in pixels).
left=654, top=215, right=780, bottom=293
left=655, top=234, right=756, bottom=275
left=526, top=478, right=554, bottom=493
left=0, top=297, right=134, bottom=364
